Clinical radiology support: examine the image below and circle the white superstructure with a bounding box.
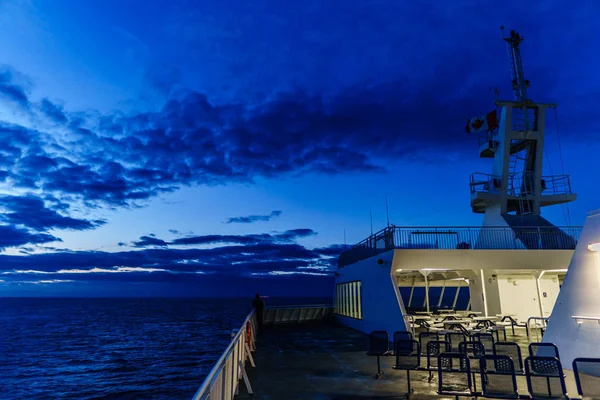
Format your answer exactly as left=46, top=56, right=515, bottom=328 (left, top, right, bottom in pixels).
left=334, top=29, right=581, bottom=335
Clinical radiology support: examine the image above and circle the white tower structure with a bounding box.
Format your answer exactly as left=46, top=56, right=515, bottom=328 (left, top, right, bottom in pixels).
left=467, top=28, right=576, bottom=249
left=542, top=209, right=600, bottom=368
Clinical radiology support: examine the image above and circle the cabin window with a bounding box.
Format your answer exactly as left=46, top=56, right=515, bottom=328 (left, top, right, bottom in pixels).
left=334, top=281, right=363, bottom=320
left=454, top=286, right=470, bottom=310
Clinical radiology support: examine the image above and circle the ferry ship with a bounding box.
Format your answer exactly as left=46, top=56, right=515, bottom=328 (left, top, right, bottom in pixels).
left=193, top=28, right=600, bottom=400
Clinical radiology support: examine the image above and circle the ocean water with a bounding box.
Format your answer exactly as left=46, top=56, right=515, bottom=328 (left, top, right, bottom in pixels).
left=0, top=297, right=329, bottom=400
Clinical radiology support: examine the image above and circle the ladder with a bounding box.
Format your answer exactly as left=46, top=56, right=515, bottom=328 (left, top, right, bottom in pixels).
left=507, top=152, right=526, bottom=195
left=518, top=172, right=535, bottom=215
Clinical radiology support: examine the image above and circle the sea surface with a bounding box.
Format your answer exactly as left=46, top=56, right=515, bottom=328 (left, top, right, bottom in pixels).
left=0, top=297, right=330, bottom=400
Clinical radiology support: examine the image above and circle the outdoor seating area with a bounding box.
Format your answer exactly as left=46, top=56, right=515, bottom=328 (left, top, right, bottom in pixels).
left=237, top=321, right=600, bottom=399
left=368, top=329, right=600, bottom=399
left=407, top=310, right=533, bottom=341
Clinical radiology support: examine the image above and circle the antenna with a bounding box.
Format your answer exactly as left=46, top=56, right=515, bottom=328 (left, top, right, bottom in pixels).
left=370, top=208, right=373, bottom=235
left=501, top=26, right=530, bottom=102
left=344, top=229, right=347, bottom=248
left=385, top=195, right=390, bottom=227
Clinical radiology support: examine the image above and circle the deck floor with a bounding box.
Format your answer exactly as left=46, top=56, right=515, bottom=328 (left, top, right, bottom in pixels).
left=236, top=322, right=582, bottom=400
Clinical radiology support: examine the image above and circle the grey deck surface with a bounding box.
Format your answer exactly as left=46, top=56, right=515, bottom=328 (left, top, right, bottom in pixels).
left=236, top=322, right=586, bottom=400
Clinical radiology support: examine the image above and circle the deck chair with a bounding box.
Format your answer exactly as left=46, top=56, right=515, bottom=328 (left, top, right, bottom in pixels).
left=426, top=340, right=451, bottom=382
left=459, top=341, right=485, bottom=393
left=529, top=342, right=560, bottom=359
left=437, top=352, right=473, bottom=399
left=572, top=358, right=600, bottom=399
left=494, top=342, right=524, bottom=374
left=418, top=331, right=439, bottom=356
left=480, top=354, right=520, bottom=399
left=445, top=332, right=466, bottom=352
left=366, top=330, right=390, bottom=379
left=393, top=339, right=421, bottom=398
left=393, top=331, right=413, bottom=348
left=525, top=356, right=569, bottom=399
left=472, top=332, right=495, bottom=353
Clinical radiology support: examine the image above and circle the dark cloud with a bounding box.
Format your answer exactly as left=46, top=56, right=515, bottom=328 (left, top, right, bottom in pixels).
left=126, top=228, right=316, bottom=248
left=39, top=99, right=68, bottom=124
left=0, top=225, right=59, bottom=248
left=313, top=244, right=347, bottom=257
left=225, top=210, right=282, bottom=224
left=0, top=194, right=105, bottom=232
left=132, top=235, right=168, bottom=248
left=2, top=24, right=597, bottom=212
left=0, top=239, right=335, bottom=281
left=0, top=64, right=505, bottom=209
left=0, top=227, right=337, bottom=287
left=0, top=67, right=30, bottom=110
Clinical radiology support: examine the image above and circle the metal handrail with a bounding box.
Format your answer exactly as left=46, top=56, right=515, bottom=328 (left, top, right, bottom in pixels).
left=192, top=309, right=257, bottom=400
left=527, top=316, right=548, bottom=341
left=572, top=315, right=600, bottom=324
left=338, top=225, right=582, bottom=268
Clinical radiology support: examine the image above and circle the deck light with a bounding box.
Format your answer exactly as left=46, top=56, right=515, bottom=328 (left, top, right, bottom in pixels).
left=588, top=242, right=600, bottom=252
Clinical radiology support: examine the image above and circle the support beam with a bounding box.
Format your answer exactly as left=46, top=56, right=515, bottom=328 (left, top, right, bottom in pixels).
left=480, top=269, right=489, bottom=317
left=424, top=273, right=430, bottom=313
left=438, top=281, right=447, bottom=308
left=408, top=277, right=415, bottom=308
left=453, top=285, right=461, bottom=309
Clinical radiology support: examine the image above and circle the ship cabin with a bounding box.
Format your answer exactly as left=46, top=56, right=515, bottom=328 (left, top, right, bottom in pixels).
left=334, top=225, right=581, bottom=337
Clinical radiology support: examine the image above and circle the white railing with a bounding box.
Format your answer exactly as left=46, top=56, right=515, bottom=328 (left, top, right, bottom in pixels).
left=192, top=310, right=257, bottom=400
left=572, top=315, right=600, bottom=324
left=527, top=316, right=548, bottom=341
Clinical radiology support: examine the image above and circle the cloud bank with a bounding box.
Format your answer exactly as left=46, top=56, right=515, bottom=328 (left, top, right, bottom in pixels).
left=225, top=210, right=282, bottom=224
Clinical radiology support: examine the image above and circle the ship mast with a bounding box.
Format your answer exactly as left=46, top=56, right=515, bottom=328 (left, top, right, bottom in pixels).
left=468, top=27, right=576, bottom=239
left=502, top=27, right=530, bottom=103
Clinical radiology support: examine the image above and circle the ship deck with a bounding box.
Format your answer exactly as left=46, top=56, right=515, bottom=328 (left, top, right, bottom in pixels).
left=237, top=322, right=582, bottom=400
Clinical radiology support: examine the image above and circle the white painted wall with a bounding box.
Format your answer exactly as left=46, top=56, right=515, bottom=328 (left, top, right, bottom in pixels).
left=335, top=250, right=407, bottom=335
left=483, top=271, right=502, bottom=316
left=540, top=277, right=561, bottom=317
left=543, top=209, right=600, bottom=369
left=498, top=276, right=541, bottom=321
left=469, top=277, right=485, bottom=314
left=392, top=249, right=573, bottom=272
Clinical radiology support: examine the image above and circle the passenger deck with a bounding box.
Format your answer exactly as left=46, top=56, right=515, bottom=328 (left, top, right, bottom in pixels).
left=236, top=322, right=594, bottom=399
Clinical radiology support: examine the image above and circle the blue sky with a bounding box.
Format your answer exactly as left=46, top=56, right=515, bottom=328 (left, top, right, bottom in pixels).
left=0, top=0, right=598, bottom=297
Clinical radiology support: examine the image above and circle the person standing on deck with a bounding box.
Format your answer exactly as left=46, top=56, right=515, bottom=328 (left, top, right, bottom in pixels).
left=253, top=293, right=265, bottom=328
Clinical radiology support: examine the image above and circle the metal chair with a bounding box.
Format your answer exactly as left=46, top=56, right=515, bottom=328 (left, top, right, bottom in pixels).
left=393, top=339, right=420, bottom=399
left=525, top=356, right=569, bottom=399
left=494, top=341, right=524, bottom=374
left=572, top=357, right=600, bottom=399
left=418, top=331, right=439, bottom=356
left=472, top=332, right=495, bottom=353
left=445, top=331, right=466, bottom=352
left=529, top=342, right=560, bottom=359
left=437, top=352, right=473, bottom=399
left=366, top=330, right=390, bottom=379
left=426, top=340, right=451, bottom=382
left=393, top=331, right=413, bottom=348
left=480, top=354, right=520, bottom=399
left=459, top=341, right=485, bottom=392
